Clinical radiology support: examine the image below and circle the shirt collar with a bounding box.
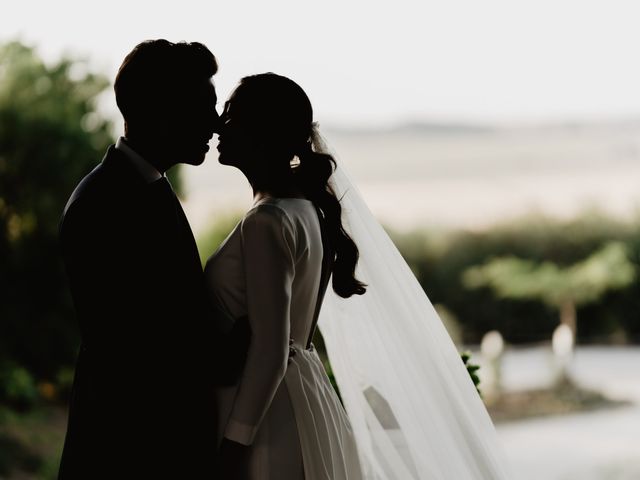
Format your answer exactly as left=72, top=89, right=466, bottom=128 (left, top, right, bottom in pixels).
left=115, top=137, right=163, bottom=183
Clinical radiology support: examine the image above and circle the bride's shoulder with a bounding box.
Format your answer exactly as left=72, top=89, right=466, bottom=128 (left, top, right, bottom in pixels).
left=242, top=201, right=297, bottom=235
left=239, top=202, right=300, bottom=256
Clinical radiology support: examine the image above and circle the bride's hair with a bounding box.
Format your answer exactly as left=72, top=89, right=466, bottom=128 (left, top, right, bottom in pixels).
left=236, top=73, right=366, bottom=298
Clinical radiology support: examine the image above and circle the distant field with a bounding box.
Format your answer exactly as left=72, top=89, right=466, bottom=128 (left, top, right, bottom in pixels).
left=182, top=122, right=640, bottom=234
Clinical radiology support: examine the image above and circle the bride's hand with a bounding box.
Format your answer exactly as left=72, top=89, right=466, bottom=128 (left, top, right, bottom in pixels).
left=218, top=437, right=251, bottom=479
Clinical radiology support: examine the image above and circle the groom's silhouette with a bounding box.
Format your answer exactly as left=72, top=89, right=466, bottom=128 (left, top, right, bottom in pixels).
left=58, top=40, right=246, bottom=479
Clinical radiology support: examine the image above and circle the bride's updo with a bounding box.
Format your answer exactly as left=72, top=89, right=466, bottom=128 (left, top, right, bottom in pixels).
left=232, top=73, right=366, bottom=298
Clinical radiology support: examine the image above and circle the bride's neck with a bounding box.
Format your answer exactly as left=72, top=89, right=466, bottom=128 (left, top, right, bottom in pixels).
left=243, top=157, right=306, bottom=201
left=252, top=186, right=306, bottom=202
left=249, top=176, right=305, bottom=202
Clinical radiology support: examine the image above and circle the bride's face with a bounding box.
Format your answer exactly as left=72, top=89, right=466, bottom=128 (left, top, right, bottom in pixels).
left=216, top=90, right=261, bottom=169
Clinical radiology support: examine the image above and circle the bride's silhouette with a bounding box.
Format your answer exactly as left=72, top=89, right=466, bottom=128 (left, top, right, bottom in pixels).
left=205, top=73, right=366, bottom=479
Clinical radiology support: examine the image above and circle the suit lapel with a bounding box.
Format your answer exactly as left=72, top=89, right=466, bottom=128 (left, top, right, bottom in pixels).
left=146, top=177, right=202, bottom=274
left=172, top=192, right=203, bottom=273
left=104, top=145, right=203, bottom=274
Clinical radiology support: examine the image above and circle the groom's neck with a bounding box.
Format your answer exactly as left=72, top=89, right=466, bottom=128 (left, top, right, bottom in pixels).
left=124, top=135, right=173, bottom=173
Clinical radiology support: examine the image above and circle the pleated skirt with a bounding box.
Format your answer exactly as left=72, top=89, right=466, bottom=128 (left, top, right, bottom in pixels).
left=215, top=344, right=363, bottom=480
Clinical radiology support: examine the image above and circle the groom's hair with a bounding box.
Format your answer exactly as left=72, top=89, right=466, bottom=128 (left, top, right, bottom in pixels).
left=114, top=39, right=218, bottom=133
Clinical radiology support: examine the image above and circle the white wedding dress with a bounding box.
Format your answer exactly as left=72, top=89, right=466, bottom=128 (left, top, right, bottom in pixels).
left=204, top=197, right=364, bottom=479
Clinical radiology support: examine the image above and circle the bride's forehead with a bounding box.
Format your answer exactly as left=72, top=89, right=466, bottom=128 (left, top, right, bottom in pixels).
left=223, top=92, right=250, bottom=115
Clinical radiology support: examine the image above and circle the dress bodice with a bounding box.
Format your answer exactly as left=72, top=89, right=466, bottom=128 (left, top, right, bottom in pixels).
left=204, top=197, right=325, bottom=445
left=204, top=197, right=324, bottom=348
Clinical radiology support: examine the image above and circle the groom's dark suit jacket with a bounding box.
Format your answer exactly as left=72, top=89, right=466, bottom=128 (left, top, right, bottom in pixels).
left=58, top=145, right=239, bottom=479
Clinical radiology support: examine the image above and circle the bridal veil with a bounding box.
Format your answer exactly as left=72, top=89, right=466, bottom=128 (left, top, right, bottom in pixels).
left=313, top=128, right=512, bottom=479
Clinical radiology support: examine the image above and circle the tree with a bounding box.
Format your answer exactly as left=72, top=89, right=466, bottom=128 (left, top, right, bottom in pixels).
left=0, top=40, right=114, bottom=380
left=462, top=242, right=636, bottom=338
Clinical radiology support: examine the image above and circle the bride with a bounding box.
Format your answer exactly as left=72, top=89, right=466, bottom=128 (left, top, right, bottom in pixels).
left=204, top=73, right=511, bottom=479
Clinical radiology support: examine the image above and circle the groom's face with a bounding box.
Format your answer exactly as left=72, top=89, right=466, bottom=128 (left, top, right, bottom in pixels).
left=167, top=78, right=220, bottom=166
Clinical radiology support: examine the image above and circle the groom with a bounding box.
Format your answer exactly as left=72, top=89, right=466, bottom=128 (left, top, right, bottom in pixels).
left=58, top=40, right=247, bottom=479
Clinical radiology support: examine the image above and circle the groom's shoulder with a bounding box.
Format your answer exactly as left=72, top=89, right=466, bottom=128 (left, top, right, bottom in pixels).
left=62, top=145, right=132, bottom=219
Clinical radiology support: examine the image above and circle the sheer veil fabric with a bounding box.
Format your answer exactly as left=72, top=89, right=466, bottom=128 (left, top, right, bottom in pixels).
left=312, top=128, right=512, bottom=479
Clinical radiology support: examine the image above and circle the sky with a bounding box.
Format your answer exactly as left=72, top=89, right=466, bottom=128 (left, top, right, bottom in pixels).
left=3, top=0, right=640, bottom=128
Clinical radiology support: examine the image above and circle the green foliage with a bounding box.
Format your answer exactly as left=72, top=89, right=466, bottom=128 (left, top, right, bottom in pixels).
left=0, top=362, right=39, bottom=409
left=0, top=40, right=114, bottom=379
left=462, top=242, right=636, bottom=308
left=388, top=212, right=640, bottom=344
left=462, top=241, right=636, bottom=341
left=461, top=351, right=481, bottom=396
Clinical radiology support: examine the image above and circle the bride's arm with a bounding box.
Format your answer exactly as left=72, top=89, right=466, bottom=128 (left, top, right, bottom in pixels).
left=223, top=204, right=297, bottom=445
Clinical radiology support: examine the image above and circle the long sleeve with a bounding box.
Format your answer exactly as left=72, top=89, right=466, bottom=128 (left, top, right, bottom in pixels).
left=223, top=204, right=297, bottom=445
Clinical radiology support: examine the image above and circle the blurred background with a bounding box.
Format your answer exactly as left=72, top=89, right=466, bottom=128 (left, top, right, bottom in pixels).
left=1, top=1, right=639, bottom=478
